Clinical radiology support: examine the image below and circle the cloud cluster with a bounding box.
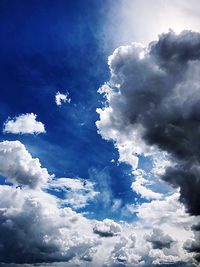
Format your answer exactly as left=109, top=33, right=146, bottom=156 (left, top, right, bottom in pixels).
left=3, top=113, right=45, bottom=134
left=0, top=185, right=99, bottom=264
left=96, top=30, right=200, bottom=218
left=0, top=140, right=196, bottom=266
left=0, top=141, right=100, bottom=265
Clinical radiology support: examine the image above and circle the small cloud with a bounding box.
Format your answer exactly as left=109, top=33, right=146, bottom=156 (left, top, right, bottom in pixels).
left=93, top=219, right=121, bottom=237
left=55, top=91, right=71, bottom=106
left=3, top=113, right=45, bottom=135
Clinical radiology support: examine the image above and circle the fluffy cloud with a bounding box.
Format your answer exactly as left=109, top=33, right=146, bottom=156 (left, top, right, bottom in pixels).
left=93, top=219, right=122, bottom=237
left=0, top=185, right=99, bottom=264
left=47, top=177, right=99, bottom=209
left=0, top=141, right=195, bottom=266
left=96, top=30, right=200, bottom=218
left=0, top=140, right=50, bottom=188
left=55, top=91, right=71, bottom=106
left=3, top=113, right=45, bottom=134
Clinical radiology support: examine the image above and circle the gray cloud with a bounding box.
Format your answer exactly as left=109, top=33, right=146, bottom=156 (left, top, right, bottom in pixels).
left=97, top=30, right=200, bottom=264
left=97, top=30, right=200, bottom=217
left=146, top=228, right=174, bottom=249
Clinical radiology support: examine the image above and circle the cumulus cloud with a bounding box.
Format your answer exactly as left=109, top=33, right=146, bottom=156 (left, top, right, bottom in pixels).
left=0, top=141, right=100, bottom=265
left=93, top=219, right=122, bottom=237
left=0, top=171, right=195, bottom=266
left=0, top=185, right=99, bottom=264
left=0, top=140, right=50, bottom=188
left=3, top=113, right=45, bottom=134
left=55, top=91, right=71, bottom=106
left=105, top=234, right=140, bottom=266
left=96, top=30, right=200, bottom=218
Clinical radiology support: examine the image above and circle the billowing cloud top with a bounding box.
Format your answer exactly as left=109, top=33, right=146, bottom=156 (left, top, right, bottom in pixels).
left=3, top=113, right=45, bottom=134
left=0, top=140, right=50, bottom=188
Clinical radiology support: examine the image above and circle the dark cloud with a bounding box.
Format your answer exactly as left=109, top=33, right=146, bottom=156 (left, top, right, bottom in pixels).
left=97, top=30, right=200, bottom=265
left=98, top=30, right=200, bottom=217
left=150, top=30, right=200, bottom=68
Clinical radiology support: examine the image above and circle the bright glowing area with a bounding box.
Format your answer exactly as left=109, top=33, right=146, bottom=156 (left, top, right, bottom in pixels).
left=106, top=0, right=200, bottom=46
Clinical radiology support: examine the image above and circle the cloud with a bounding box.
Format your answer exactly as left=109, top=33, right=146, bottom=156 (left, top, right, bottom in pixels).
left=47, top=177, right=99, bottom=209
left=55, top=91, right=71, bottom=106
left=184, top=222, right=200, bottom=262
left=146, top=228, right=174, bottom=249
left=105, top=234, right=140, bottom=266
left=0, top=185, right=99, bottom=264
left=3, top=113, right=45, bottom=134
left=96, top=30, right=200, bottom=217
left=0, top=141, right=101, bottom=265
left=131, top=169, right=163, bottom=200
left=93, top=219, right=122, bottom=237
left=0, top=140, right=50, bottom=188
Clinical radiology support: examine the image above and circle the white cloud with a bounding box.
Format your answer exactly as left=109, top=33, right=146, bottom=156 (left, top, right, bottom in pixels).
left=0, top=140, right=50, bottom=188
left=55, top=91, right=71, bottom=106
left=93, top=219, right=122, bottom=237
left=131, top=169, right=163, bottom=200
left=47, top=177, right=99, bottom=209
left=3, top=113, right=45, bottom=134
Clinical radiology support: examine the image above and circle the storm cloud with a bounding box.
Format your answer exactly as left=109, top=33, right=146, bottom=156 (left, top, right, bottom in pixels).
left=97, top=30, right=200, bottom=217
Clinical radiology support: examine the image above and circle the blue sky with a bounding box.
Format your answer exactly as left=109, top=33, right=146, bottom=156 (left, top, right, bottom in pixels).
left=1, top=1, right=200, bottom=266
left=0, top=0, right=138, bottom=221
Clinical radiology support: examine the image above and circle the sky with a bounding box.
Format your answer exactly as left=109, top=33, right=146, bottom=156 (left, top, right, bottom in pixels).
left=1, top=0, right=200, bottom=266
